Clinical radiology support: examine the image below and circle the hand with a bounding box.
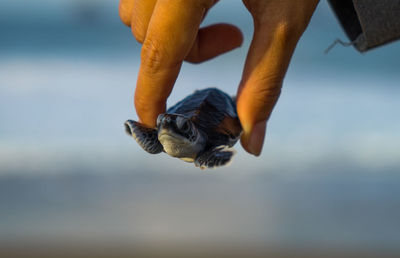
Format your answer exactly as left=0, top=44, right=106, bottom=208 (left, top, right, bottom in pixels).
left=119, top=0, right=243, bottom=124
left=119, top=0, right=319, bottom=156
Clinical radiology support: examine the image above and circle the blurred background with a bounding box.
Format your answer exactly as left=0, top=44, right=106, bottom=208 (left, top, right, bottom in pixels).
left=1, top=0, right=400, bottom=257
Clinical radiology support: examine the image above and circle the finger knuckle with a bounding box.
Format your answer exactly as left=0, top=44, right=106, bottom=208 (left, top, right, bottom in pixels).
left=118, top=2, right=132, bottom=26
left=141, top=41, right=167, bottom=73
left=141, top=40, right=180, bottom=74
left=274, top=21, right=304, bottom=41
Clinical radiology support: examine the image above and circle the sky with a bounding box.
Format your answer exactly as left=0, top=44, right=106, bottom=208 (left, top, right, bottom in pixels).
left=0, top=0, right=400, bottom=255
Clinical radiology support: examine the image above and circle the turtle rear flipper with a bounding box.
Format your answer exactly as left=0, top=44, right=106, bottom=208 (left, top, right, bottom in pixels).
left=194, top=146, right=235, bottom=169
left=125, top=120, right=163, bottom=154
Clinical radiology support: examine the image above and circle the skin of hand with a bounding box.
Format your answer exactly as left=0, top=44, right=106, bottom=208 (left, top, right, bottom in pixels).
left=119, top=0, right=319, bottom=156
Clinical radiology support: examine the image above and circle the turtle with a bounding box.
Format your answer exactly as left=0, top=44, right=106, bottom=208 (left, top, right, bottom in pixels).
left=124, top=88, right=242, bottom=169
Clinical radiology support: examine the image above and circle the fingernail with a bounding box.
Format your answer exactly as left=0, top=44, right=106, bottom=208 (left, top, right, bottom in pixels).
left=247, top=120, right=267, bottom=156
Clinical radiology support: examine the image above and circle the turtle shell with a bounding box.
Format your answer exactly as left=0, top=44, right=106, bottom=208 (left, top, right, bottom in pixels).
left=167, top=88, right=242, bottom=149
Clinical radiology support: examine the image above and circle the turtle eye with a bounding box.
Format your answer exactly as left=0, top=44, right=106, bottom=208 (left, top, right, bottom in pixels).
left=176, top=116, right=186, bottom=128
left=181, top=121, right=190, bottom=132
left=176, top=116, right=190, bottom=132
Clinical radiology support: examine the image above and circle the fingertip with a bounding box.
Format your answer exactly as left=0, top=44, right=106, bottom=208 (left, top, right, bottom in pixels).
left=134, top=92, right=166, bottom=128
left=240, top=120, right=267, bottom=156
left=231, top=24, right=244, bottom=47
left=236, top=78, right=281, bottom=156
left=221, top=23, right=244, bottom=48
left=185, top=23, right=244, bottom=63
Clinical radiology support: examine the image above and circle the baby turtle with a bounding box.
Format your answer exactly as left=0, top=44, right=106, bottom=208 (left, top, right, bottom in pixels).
left=124, top=88, right=242, bottom=169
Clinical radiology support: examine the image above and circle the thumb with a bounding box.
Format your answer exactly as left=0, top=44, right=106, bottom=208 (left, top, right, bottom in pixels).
left=237, top=23, right=301, bottom=156
left=238, top=0, right=319, bottom=155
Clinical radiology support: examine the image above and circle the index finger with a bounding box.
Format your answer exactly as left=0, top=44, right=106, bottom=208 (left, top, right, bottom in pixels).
left=135, top=0, right=216, bottom=127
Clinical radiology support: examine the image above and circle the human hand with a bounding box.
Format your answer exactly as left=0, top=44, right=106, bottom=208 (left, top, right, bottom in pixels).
left=119, top=0, right=319, bottom=156
left=119, top=0, right=243, bottom=125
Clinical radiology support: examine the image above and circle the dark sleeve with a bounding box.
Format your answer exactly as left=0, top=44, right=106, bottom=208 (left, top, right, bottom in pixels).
left=328, top=0, right=400, bottom=52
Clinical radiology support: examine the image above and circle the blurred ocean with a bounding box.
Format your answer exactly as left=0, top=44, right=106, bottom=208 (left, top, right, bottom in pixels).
left=1, top=0, right=400, bottom=257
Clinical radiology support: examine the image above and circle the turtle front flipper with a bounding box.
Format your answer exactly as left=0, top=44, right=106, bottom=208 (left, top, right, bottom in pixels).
left=124, top=120, right=163, bottom=154
left=194, top=146, right=235, bottom=169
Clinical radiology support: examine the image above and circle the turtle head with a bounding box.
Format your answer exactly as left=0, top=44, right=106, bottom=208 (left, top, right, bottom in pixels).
left=157, top=113, right=205, bottom=160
